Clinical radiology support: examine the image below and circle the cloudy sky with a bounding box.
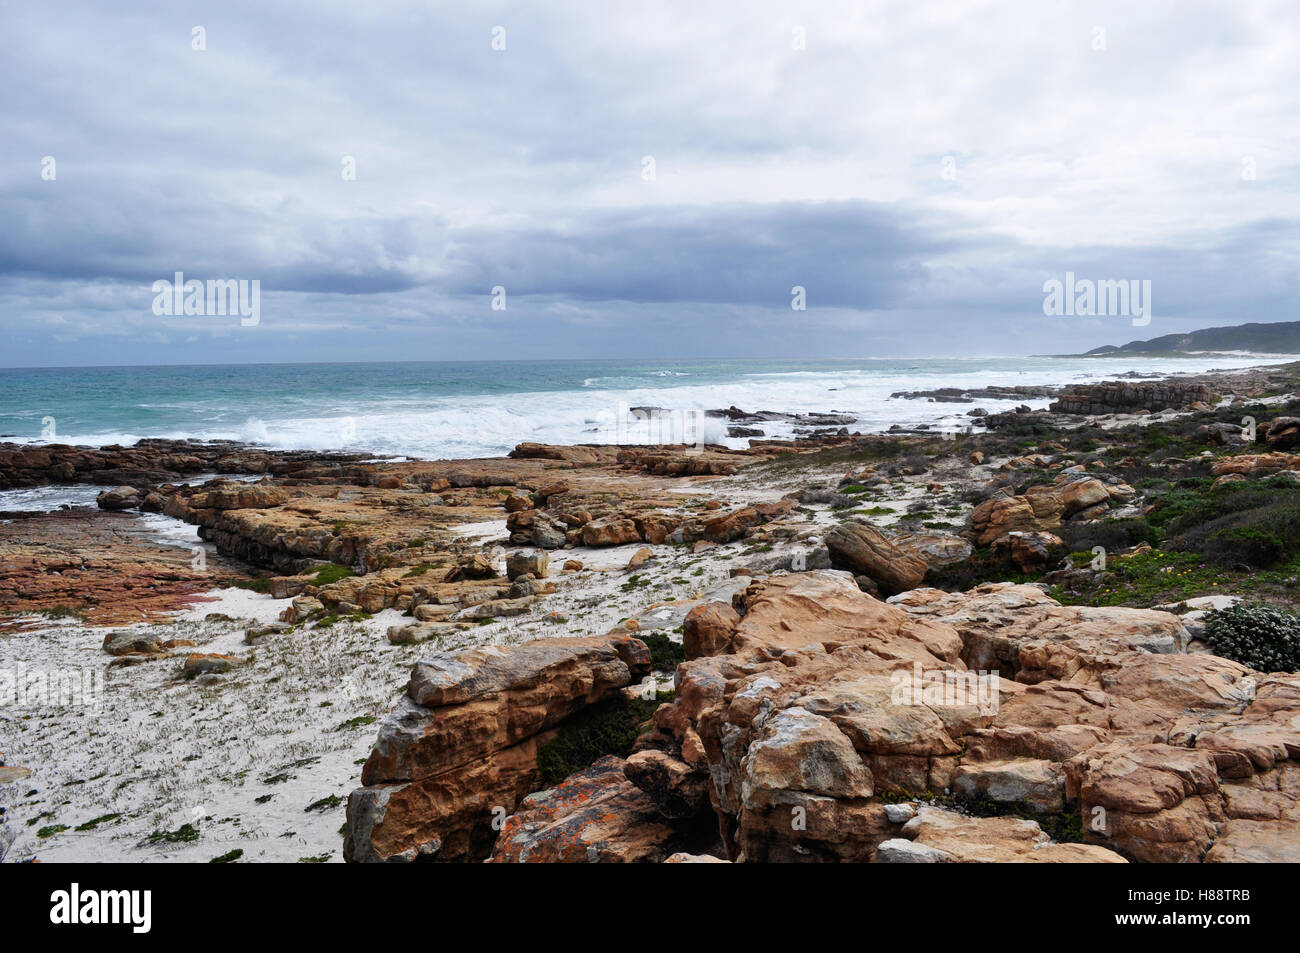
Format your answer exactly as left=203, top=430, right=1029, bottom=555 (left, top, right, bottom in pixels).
left=2, top=0, right=1297, bottom=367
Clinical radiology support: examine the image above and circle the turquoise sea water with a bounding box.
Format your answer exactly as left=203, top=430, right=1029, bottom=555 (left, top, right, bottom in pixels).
left=0, top=356, right=1284, bottom=460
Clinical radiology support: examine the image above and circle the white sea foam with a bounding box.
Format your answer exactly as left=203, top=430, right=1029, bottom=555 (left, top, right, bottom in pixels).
left=6, top=355, right=1290, bottom=460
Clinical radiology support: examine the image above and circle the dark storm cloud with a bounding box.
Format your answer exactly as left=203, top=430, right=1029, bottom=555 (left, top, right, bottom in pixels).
left=442, top=202, right=946, bottom=308
left=1, top=0, right=1298, bottom=366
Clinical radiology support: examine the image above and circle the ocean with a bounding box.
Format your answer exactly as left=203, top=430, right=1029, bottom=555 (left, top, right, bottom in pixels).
left=0, top=356, right=1287, bottom=461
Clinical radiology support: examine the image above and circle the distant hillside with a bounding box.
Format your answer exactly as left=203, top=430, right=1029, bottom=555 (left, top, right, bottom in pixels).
left=1078, top=321, right=1300, bottom=357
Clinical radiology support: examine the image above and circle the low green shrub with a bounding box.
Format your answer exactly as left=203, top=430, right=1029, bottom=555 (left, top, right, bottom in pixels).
left=1203, top=602, right=1300, bottom=672
left=533, top=692, right=672, bottom=789
left=1058, top=517, right=1158, bottom=553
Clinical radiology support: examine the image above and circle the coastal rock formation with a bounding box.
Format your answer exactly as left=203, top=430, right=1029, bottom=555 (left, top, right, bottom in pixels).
left=14, top=360, right=1300, bottom=865
left=0, top=439, right=373, bottom=491
left=348, top=570, right=1292, bottom=864
left=1259, top=416, right=1300, bottom=450
left=344, top=633, right=651, bottom=862
left=890, top=385, right=1060, bottom=403
left=970, top=476, right=1126, bottom=546
left=1049, top=381, right=1215, bottom=415
left=489, top=755, right=704, bottom=863
left=507, top=441, right=753, bottom=477
left=1211, top=452, right=1300, bottom=478
left=622, top=572, right=1297, bottom=863
left=892, top=531, right=974, bottom=572
left=0, top=508, right=230, bottom=625
left=825, top=523, right=928, bottom=595
left=880, top=807, right=1125, bottom=862
left=990, top=531, right=1066, bottom=573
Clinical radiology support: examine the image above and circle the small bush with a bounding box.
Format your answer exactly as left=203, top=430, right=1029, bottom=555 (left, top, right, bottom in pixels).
left=1176, top=499, right=1300, bottom=569
left=533, top=693, right=671, bottom=789
left=1144, top=479, right=1300, bottom=569
left=146, top=823, right=200, bottom=845
left=1059, top=517, right=1157, bottom=553
left=1203, top=602, right=1300, bottom=672
left=636, top=631, right=686, bottom=673
left=312, top=563, right=356, bottom=585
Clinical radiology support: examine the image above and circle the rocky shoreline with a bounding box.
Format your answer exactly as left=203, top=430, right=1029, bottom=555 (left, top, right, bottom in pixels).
left=4, top=362, right=1300, bottom=863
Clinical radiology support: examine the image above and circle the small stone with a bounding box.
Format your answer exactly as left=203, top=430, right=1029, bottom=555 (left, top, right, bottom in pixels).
left=506, top=550, right=549, bottom=580
left=627, top=547, right=653, bottom=570
left=182, top=653, right=242, bottom=678
left=884, top=803, right=917, bottom=824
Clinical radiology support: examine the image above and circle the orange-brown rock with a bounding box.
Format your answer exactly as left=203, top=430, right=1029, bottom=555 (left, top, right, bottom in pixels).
left=0, top=509, right=235, bottom=626
left=825, top=522, right=927, bottom=595
left=346, top=633, right=651, bottom=862
left=892, top=531, right=974, bottom=572
left=970, top=477, right=1116, bottom=545
left=990, top=530, right=1065, bottom=573
left=1260, top=417, right=1300, bottom=450
left=635, top=571, right=1300, bottom=864
left=879, top=807, right=1126, bottom=862
left=701, top=507, right=762, bottom=544
left=682, top=601, right=741, bottom=659
left=1211, top=452, right=1300, bottom=478
left=626, top=547, right=653, bottom=569
left=633, top=513, right=684, bottom=545
left=580, top=517, right=640, bottom=546
left=888, top=582, right=1191, bottom=679
left=490, top=756, right=703, bottom=863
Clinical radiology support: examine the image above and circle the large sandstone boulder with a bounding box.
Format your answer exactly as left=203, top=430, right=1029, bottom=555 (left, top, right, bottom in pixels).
left=970, top=477, right=1118, bottom=546
left=506, top=510, right=569, bottom=548
left=1261, top=417, right=1300, bottom=450
left=888, top=583, right=1191, bottom=679
left=506, top=550, right=548, bottom=581
left=990, top=531, right=1066, bottom=573
left=634, top=513, right=684, bottom=545
left=682, top=601, right=741, bottom=659
left=826, top=523, right=927, bottom=595
left=624, top=749, right=712, bottom=819
left=892, top=531, right=974, bottom=572
left=1211, top=452, right=1300, bottom=478
left=446, top=554, right=498, bottom=581
left=728, top=571, right=963, bottom=663
left=96, top=485, right=142, bottom=511
left=203, top=482, right=288, bottom=510
left=345, top=634, right=651, bottom=862
left=509, top=442, right=603, bottom=464
left=580, top=517, right=641, bottom=547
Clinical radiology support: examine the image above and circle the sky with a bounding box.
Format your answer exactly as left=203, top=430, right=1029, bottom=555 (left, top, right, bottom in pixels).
left=2, top=0, right=1298, bottom=367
